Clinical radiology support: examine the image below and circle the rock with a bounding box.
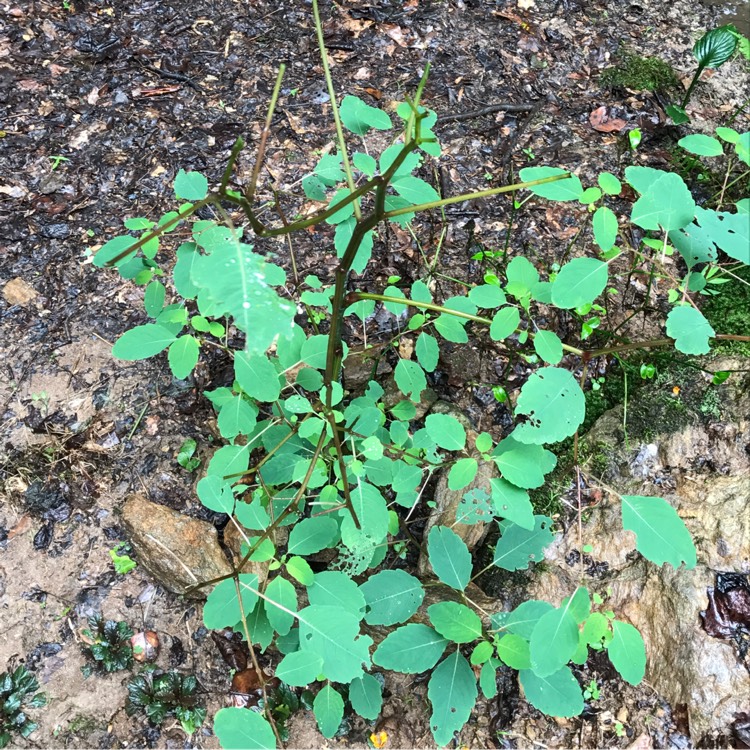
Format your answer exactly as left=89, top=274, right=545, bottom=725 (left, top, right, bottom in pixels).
left=120, top=494, right=232, bottom=599
left=530, top=363, right=750, bottom=741
left=343, top=344, right=392, bottom=392
left=3, top=277, right=38, bottom=306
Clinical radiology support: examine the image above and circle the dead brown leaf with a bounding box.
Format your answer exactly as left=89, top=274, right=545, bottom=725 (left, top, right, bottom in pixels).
left=589, top=106, right=627, bottom=133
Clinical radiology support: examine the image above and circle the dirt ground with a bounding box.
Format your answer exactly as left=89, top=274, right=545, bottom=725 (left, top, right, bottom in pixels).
left=1, top=0, right=748, bottom=748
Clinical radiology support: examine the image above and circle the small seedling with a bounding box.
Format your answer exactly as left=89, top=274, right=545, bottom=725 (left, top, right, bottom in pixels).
left=126, top=671, right=206, bottom=735
left=640, top=363, right=656, bottom=380
left=109, top=543, right=137, bottom=575
left=0, top=666, right=46, bottom=749
left=48, top=155, right=69, bottom=170
left=80, top=615, right=134, bottom=674
left=583, top=679, right=600, bottom=700
left=177, top=438, right=200, bottom=472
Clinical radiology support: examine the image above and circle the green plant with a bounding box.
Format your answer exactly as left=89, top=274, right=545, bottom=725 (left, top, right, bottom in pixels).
left=80, top=615, right=134, bottom=674
left=48, top=155, right=69, bottom=170
left=177, top=438, right=201, bottom=472
left=0, top=666, right=46, bottom=748
left=109, top=543, right=137, bottom=575
left=126, top=671, right=206, bottom=735
left=93, top=2, right=750, bottom=747
left=667, top=25, right=750, bottom=123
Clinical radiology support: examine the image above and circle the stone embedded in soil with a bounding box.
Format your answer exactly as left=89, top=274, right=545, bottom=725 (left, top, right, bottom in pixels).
left=119, top=494, right=232, bottom=599
left=2, top=277, right=39, bottom=306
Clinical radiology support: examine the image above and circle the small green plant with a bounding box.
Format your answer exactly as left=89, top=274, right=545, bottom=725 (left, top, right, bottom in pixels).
left=667, top=25, right=750, bottom=123
left=0, top=666, right=46, bottom=748
left=583, top=678, right=600, bottom=701
left=81, top=615, right=134, bottom=674
left=126, top=671, right=206, bottom=735
left=109, top=543, right=137, bottom=575
left=177, top=438, right=201, bottom=472
left=92, top=1, right=749, bottom=746
left=48, top=155, right=69, bottom=170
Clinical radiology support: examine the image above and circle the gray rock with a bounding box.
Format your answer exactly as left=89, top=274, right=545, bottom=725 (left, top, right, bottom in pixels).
left=120, top=494, right=232, bottom=599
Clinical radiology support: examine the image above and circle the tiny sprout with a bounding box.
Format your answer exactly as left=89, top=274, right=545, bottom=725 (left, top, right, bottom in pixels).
left=628, top=128, right=642, bottom=150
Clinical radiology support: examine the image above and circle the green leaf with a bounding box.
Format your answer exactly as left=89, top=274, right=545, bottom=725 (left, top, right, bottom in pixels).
left=678, top=134, right=724, bottom=156
left=529, top=605, right=580, bottom=676
left=373, top=624, right=448, bottom=673
left=519, top=667, right=583, bottom=717
left=693, top=25, right=737, bottom=69
left=427, top=651, right=478, bottom=746
left=112, top=324, right=177, bottom=360
left=512, top=367, right=586, bottom=445
left=592, top=206, right=618, bottom=251
left=326, top=188, right=355, bottom=224
left=392, top=175, right=440, bottom=205
left=168, top=335, right=200, bottom=379
left=533, top=330, right=563, bottom=365
left=427, top=526, right=472, bottom=591
left=308, top=571, right=366, bottom=617
left=505, top=256, right=539, bottom=300
left=563, top=587, right=591, bottom=624
left=302, top=174, right=327, bottom=200
left=608, top=620, right=646, bottom=685
left=174, top=169, right=208, bottom=201
left=286, top=556, right=314, bottom=586
left=190, top=232, right=294, bottom=354
left=631, top=173, right=696, bottom=231
left=394, top=359, right=427, bottom=402
left=287, top=516, right=339, bottom=555
left=313, top=684, right=344, bottom=739
left=298, top=605, right=372, bottom=683
left=416, top=332, right=439, bottom=372
left=621, top=495, right=697, bottom=569
left=265, top=577, right=297, bottom=636
left=492, top=437, right=557, bottom=489
left=428, top=602, right=482, bottom=643
left=480, top=661, right=498, bottom=698
left=349, top=674, right=383, bottom=720
left=519, top=167, right=583, bottom=201
left=583, top=612, right=612, bottom=649
left=173, top=242, right=201, bottom=299
left=669, top=222, right=717, bottom=268
left=314, top=153, right=345, bottom=185
left=434, top=313, right=469, bottom=343
left=213, top=707, right=276, bottom=750
left=197, top=475, right=235, bottom=514
left=667, top=104, right=690, bottom=124
left=470, top=641, right=494, bottom=665
left=234, top=351, right=281, bottom=402
left=207, top=444, right=250, bottom=480
left=495, top=600, right=555, bottom=639
left=496, top=634, right=531, bottom=669
left=203, top=575, right=258, bottom=629
left=340, top=95, right=392, bottom=134
left=493, top=515, right=555, bottom=570
left=448, top=458, right=478, bottom=490
left=353, top=152, right=377, bottom=178
left=490, top=307, right=521, bottom=341
left=694, top=206, right=750, bottom=262
left=425, top=413, right=466, bottom=451
left=490, top=478, right=534, bottom=529
left=275, top=651, right=323, bottom=686
left=551, top=258, right=608, bottom=310
left=665, top=306, right=715, bottom=355
left=143, top=281, right=166, bottom=317
left=597, top=172, right=622, bottom=195
left=360, top=569, right=425, bottom=625
left=340, top=481, right=389, bottom=551
left=469, top=284, right=506, bottom=308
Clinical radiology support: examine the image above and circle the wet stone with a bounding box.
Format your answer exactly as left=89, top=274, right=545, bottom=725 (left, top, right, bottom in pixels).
left=119, top=494, right=232, bottom=599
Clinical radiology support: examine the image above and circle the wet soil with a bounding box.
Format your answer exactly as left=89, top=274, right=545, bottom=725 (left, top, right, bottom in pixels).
left=1, top=0, right=748, bottom=747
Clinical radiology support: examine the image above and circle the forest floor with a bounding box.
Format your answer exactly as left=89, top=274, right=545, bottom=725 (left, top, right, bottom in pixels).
left=1, top=0, right=748, bottom=748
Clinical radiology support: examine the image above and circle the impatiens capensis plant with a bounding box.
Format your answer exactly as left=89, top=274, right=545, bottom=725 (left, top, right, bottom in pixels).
left=93, top=2, right=749, bottom=746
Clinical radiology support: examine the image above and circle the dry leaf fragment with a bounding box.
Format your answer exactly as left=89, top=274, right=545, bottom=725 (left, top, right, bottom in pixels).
left=589, top=106, right=628, bottom=133
left=3, top=277, right=38, bottom=306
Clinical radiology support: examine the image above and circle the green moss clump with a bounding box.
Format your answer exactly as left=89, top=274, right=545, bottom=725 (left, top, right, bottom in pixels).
left=601, top=53, right=680, bottom=92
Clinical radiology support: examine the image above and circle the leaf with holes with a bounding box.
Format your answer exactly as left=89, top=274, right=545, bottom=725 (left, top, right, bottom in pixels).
left=621, top=495, right=696, bottom=568
left=493, top=516, right=555, bottom=571
left=490, top=478, right=534, bottom=530
left=360, top=569, right=425, bottom=625
left=427, top=651, right=478, bottom=746
left=512, top=367, right=586, bottom=445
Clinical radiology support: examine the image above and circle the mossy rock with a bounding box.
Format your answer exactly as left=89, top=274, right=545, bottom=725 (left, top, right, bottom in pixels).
left=601, top=53, right=679, bottom=92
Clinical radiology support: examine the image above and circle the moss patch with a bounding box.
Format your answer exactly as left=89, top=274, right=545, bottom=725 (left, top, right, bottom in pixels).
left=600, top=53, right=680, bottom=92
left=702, top=265, right=750, bottom=356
